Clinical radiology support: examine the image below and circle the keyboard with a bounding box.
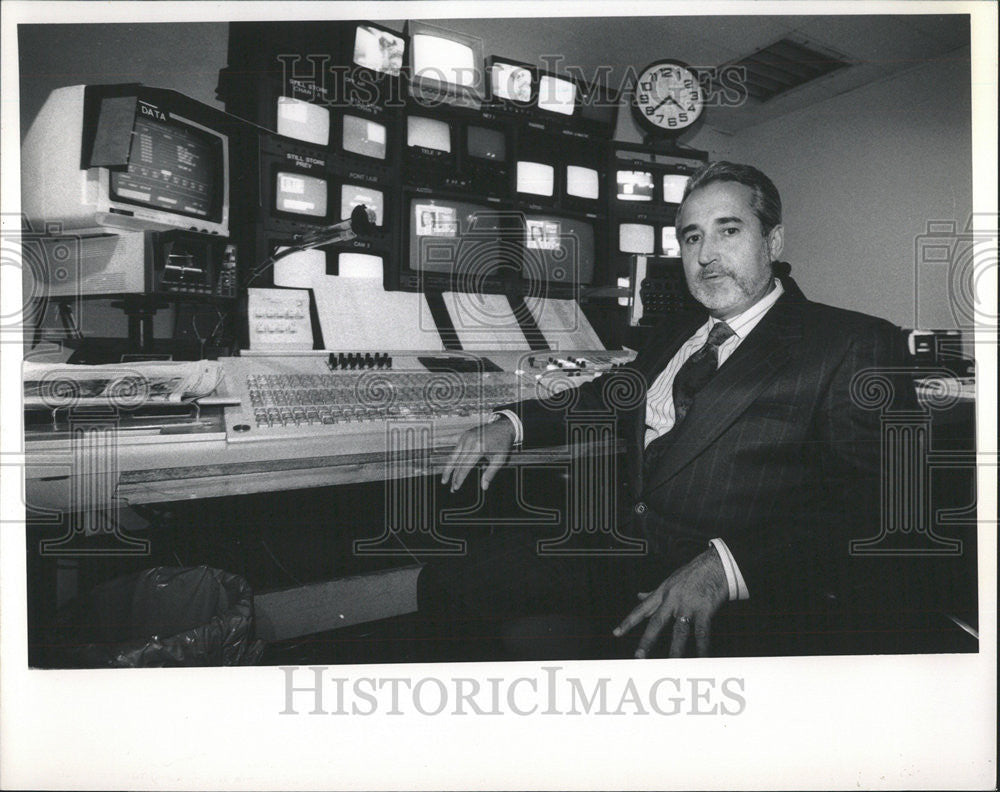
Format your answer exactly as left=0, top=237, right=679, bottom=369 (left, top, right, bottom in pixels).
left=220, top=355, right=523, bottom=444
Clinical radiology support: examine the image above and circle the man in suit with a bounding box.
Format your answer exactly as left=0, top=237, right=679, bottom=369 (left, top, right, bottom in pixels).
left=423, top=161, right=916, bottom=659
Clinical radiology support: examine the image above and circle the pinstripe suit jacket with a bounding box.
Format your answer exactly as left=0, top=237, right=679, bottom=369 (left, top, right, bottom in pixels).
left=507, top=277, right=916, bottom=607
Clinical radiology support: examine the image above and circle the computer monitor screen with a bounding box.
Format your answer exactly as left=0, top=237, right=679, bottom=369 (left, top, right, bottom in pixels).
left=619, top=223, right=655, bottom=254
left=662, top=173, right=689, bottom=204
left=661, top=225, right=681, bottom=257
left=517, top=161, right=554, bottom=197
left=408, top=199, right=517, bottom=282
left=522, top=214, right=595, bottom=287
left=412, top=33, right=477, bottom=87
left=276, top=171, right=327, bottom=217
left=340, top=184, right=384, bottom=226
left=109, top=113, right=222, bottom=222
left=491, top=61, right=532, bottom=102
left=467, top=125, right=506, bottom=161
left=537, top=75, right=576, bottom=115
left=565, top=165, right=600, bottom=200
left=353, top=24, right=405, bottom=75
left=338, top=251, right=384, bottom=278
left=616, top=170, right=654, bottom=201
left=342, top=115, right=387, bottom=160
left=276, top=97, right=330, bottom=146
left=579, top=86, right=616, bottom=126
left=407, top=115, right=452, bottom=152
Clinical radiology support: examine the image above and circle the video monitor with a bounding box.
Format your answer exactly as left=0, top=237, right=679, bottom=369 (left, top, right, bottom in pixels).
left=467, top=125, right=506, bottom=161
left=522, top=213, right=596, bottom=288
left=407, top=115, right=452, bottom=153
left=617, top=169, right=654, bottom=201
left=537, top=74, right=577, bottom=116
left=662, top=173, right=689, bottom=204
left=661, top=225, right=681, bottom=257
left=276, top=97, right=331, bottom=147
left=340, top=183, right=384, bottom=227
left=516, top=161, right=555, bottom=197
left=353, top=23, right=405, bottom=76
left=490, top=60, right=533, bottom=103
left=275, top=171, right=328, bottom=218
left=338, top=251, right=384, bottom=278
left=342, top=114, right=387, bottom=160
left=619, top=222, right=655, bottom=254
left=565, top=165, right=600, bottom=200
left=406, top=21, right=485, bottom=110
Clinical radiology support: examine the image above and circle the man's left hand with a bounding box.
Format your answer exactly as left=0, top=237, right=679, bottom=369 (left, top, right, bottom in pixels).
left=613, top=549, right=729, bottom=658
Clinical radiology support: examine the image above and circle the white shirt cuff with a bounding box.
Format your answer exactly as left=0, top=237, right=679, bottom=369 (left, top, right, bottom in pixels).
left=491, top=410, right=523, bottom=445
left=709, top=538, right=750, bottom=601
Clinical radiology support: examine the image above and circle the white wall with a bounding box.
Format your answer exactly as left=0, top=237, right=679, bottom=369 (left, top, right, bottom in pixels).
left=706, top=47, right=973, bottom=333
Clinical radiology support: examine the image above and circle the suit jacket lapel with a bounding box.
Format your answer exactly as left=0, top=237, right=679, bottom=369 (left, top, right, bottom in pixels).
left=642, top=292, right=806, bottom=495
left=623, top=312, right=707, bottom=494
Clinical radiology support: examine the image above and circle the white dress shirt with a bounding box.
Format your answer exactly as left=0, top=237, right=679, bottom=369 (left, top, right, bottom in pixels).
left=496, top=279, right=786, bottom=601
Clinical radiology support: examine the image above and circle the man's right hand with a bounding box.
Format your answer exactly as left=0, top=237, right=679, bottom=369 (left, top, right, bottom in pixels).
left=441, top=417, right=516, bottom=492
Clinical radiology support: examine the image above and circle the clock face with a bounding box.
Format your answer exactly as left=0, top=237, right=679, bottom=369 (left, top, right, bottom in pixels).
left=633, top=61, right=705, bottom=134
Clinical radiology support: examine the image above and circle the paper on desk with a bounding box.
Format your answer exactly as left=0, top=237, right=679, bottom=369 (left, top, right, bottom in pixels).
left=310, top=276, right=445, bottom=350
left=524, top=296, right=604, bottom=350
left=22, top=360, right=223, bottom=407
left=442, top=291, right=531, bottom=351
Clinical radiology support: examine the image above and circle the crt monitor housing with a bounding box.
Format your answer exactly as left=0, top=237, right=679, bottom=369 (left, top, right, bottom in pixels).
left=405, top=20, right=485, bottom=110
left=22, top=84, right=231, bottom=237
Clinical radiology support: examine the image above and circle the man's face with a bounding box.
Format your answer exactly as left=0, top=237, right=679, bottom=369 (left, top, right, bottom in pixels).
left=677, top=181, right=784, bottom=319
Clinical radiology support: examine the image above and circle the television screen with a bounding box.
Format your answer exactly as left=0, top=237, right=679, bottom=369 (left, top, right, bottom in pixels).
left=516, top=161, right=554, bottom=197
left=522, top=214, right=595, bottom=286
left=110, top=114, right=221, bottom=221
left=467, top=125, right=506, bottom=160
left=353, top=24, right=405, bottom=75
left=619, top=223, right=655, bottom=254
left=537, top=75, right=576, bottom=115
left=579, top=86, right=616, bottom=126
left=414, top=202, right=459, bottom=239
left=340, top=184, right=384, bottom=226
left=565, top=165, right=600, bottom=200
left=276, top=97, right=330, bottom=146
left=616, top=170, right=654, bottom=201
left=491, top=62, right=532, bottom=102
left=662, top=226, right=681, bottom=257
left=338, top=251, right=383, bottom=278
left=663, top=173, right=689, bottom=204
left=412, top=33, right=477, bottom=87
left=407, top=116, right=452, bottom=152
left=275, top=171, right=327, bottom=217
left=342, top=115, right=387, bottom=160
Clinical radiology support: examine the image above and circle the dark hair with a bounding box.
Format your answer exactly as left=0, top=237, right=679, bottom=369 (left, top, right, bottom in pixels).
left=681, top=161, right=782, bottom=235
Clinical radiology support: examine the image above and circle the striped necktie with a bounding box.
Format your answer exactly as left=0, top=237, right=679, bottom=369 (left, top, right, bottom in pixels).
left=671, top=320, right=736, bottom=426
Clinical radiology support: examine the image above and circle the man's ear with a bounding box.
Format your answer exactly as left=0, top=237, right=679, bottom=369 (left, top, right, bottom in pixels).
left=767, top=224, right=785, bottom=261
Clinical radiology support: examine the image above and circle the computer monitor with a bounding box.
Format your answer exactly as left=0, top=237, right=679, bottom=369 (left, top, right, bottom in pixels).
left=274, top=170, right=329, bottom=219
left=22, top=84, right=231, bottom=236
left=337, top=250, right=384, bottom=278
left=661, top=225, right=681, bottom=257
left=516, top=161, right=555, bottom=199
left=565, top=165, right=601, bottom=201
left=340, top=113, right=389, bottom=161
left=339, top=183, right=385, bottom=227
left=352, top=22, right=406, bottom=76
left=464, top=123, right=511, bottom=198
left=392, top=195, right=520, bottom=293
left=536, top=73, right=577, bottom=117
left=521, top=212, right=596, bottom=293
left=619, top=222, right=656, bottom=255
left=489, top=58, right=534, bottom=104
left=407, top=114, right=453, bottom=154
left=406, top=21, right=485, bottom=110
left=616, top=169, right=655, bottom=202
left=662, top=173, right=689, bottom=204
left=276, top=96, right=331, bottom=147
left=466, top=124, right=506, bottom=161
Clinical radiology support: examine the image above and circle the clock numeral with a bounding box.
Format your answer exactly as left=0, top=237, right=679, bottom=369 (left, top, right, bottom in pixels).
left=684, top=79, right=693, bottom=88
left=668, top=117, right=677, bottom=127
left=678, top=113, right=688, bottom=123
left=638, top=93, right=649, bottom=104
left=640, top=80, right=654, bottom=91
left=687, top=104, right=697, bottom=112
left=645, top=106, right=655, bottom=116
